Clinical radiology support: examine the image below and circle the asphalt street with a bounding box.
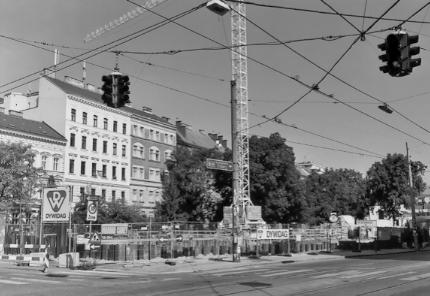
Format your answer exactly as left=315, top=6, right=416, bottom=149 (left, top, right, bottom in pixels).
left=2, top=252, right=430, bottom=295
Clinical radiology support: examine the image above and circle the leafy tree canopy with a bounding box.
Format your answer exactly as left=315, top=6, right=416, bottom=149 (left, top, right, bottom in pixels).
left=0, top=142, right=41, bottom=210
left=249, top=133, right=306, bottom=223
left=72, top=198, right=146, bottom=224
left=366, top=153, right=426, bottom=219
left=304, top=168, right=366, bottom=225
left=155, top=146, right=225, bottom=222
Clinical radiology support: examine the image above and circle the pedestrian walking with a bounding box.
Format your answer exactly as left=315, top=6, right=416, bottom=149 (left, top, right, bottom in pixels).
left=41, top=249, right=49, bottom=273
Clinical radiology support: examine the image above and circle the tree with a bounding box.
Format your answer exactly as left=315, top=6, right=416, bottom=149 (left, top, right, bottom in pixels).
left=249, top=133, right=306, bottom=223
left=366, top=153, right=426, bottom=219
left=155, top=146, right=225, bottom=222
left=304, top=169, right=367, bottom=225
left=0, top=142, right=41, bottom=210
left=71, top=198, right=146, bottom=224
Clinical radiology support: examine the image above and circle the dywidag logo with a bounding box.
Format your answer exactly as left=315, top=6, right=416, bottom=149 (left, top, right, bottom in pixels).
left=47, top=191, right=66, bottom=212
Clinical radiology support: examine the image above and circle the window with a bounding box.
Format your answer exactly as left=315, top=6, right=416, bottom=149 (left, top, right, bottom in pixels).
left=133, top=144, right=144, bottom=158
left=164, top=133, right=168, bottom=143
left=149, top=147, right=160, bottom=161
left=121, top=167, right=126, bottom=181
left=71, top=108, right=76, bottom=122
left=112, top=190, right=116, bottom=202
left=122, top=123, right=127, bottom=135
left=112, top=166, right=117, bottom=180
left=53, top=157, right=59, bottom=171
left=70, top=133, right=75, bottom=147
left=91, top=188, right=96, bottom=196
left=149, top=168, right=160, bottom=181
left=69, top=159, right=75, bottom=174
left=80, top=187, right=85, bottom=199
left=80, top=161, right=86, bottom=175
left=132, top=189, right=138, bottom=201
left=92, top=163, right=97, bottom=177
left=170, top=134, right=174, bottom=144
left=82, top=112, right=87, bottom=124
left=102, top=164, right=107, bottom=178
left=140, top=127, right=144, bottom=137
left=121, top=191, right=125, bottom=204
left=81, top=136, right=87, bottom=150
left=101, top=189, right=106, bottom=199
left=155, top=131, right=160, bottom=141
left=132, top=167, right=138, bottom=178
left=92, top=138, right=97, bottom=152
left=113, top=121, right=118, bottom=132
left=164, top=150, right=172, bottom=161
left=93, top=115, right=98, bottom=127
left=140, top=168, right=144, bottom=179
left=103, top=141, right=107, bottom=153
left=122, top=145, right=126, bottom=157
left=41, top=156, right=47, bottom=170
left=139, top=190, right=144, bottom=202
left=132, top=125, right=137, bottom=135
left=149, top=129, right=154, bottom=140
left=113, top=143, right=117, bottom=156
left=103, top=118, right=108, bottom=130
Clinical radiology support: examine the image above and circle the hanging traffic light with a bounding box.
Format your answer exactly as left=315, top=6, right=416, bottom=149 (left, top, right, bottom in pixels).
left=378, top=32, right=421, bottom=77
left=101, top=75, right=113, bottom=107
left=117, top=75, right=130, bottom=108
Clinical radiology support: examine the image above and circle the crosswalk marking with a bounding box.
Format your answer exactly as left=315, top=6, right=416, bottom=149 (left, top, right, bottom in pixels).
left=260, top=269, right=313, bottom=277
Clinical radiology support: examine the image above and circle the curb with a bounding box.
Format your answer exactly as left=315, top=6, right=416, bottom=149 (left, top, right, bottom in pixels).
left=344, top=248, right=430, bottom=258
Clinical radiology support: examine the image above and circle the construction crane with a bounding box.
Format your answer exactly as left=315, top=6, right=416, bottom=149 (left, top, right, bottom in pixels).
left=84, top=0, right=169, bottom=43
left=87, top=0, right=259, bottom=224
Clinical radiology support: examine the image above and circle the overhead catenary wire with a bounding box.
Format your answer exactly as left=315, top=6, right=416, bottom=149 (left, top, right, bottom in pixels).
left=227, top=0, right=430, bottom=25
left=124, top=0, right=430, bottom=147
left=0, top=3, right=205, bottom=94
left=238, top=2, right=430, bottom=138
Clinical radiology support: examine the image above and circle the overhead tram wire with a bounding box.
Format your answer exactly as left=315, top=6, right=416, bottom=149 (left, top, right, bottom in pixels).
left=0, top=3, right=205, bottom=94
left=125, top=0, right=430, bottom=148
left=227, top=0, right=430, bottom=25
left=239, top=2, right=430, bottom=137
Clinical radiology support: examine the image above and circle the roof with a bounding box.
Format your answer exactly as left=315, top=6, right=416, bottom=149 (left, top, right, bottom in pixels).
left=45, top=77, right=172, bottom=126
left=176, top=126, right=219, bottom=150
left=0, top=112, right=66, bottom=143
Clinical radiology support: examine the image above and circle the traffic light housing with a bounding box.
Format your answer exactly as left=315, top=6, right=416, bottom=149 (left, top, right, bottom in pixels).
left=378, top=33, right=421, bottom=77
left=101, top=75, right=113, bottom=107
left=117, top=75, right=130, bottom=108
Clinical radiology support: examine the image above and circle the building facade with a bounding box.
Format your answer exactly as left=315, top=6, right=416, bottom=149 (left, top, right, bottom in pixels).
left=126, top=107, right=176, bottom=216
left=0, top=110, right=67, bottom=194
left=23, top=76, right=131, bottom=204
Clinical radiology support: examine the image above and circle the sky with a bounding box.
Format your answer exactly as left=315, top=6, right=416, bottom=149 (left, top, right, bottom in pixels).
left=2, top=0, right=430, bottom=183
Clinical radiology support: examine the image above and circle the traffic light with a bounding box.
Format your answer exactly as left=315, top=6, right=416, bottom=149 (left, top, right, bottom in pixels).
left=406, top=34, right=421, bottom=73
left=117, top=75, right=130, bottom=108
left=378, top=32, right=421, bottom=77
left=101, top=75, right=114, bottom=107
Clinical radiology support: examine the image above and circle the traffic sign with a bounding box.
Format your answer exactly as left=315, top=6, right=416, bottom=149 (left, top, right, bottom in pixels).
left=329, top=212, right=338, bottom=223
left=42, top=188, right=70, bottom=223
left=206, top=158, right=233, bottom=172
left=86, top=200, right=98, bottom=222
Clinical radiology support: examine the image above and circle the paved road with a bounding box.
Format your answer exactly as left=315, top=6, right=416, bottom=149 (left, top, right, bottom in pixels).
left=2, top=252, right=430, bottom=295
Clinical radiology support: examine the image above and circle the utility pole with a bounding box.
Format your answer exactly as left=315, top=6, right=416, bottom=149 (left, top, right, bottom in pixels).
left=406, top=142, right=418, bottom=250
left=231, top=80, right=239, bottom=262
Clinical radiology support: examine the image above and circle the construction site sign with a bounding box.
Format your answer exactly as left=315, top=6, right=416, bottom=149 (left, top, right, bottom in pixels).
left=42, top=188, right=70, bottom=223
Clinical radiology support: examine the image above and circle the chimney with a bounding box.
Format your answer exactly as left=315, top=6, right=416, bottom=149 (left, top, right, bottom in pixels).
left=161, top=116, right=170, bottom=122
left=208, top=133, right=218, bottom=141
left=175, top=120, right=187, bottom=135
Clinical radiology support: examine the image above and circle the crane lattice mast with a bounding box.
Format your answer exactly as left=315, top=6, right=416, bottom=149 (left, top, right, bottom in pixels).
left=231, top=1, right=252, bottom=211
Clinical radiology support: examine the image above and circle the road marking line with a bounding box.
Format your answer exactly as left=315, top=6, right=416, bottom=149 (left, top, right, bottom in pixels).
left=0, top=279, right=28, bottom=285
left=377, top=271, right=415, bottom=280
left=260, top=269, right=313, bottom=277
left=10, top=277, right=61, bottom=284
left=312, top=270, right=358, bottom=279
left=211, top=268, right=271, bottom=276
left=341, top=270, right=386, bottom=279
left=161, top=277, right=180, bottom=281
left=401, top=272, right=430, bottom=281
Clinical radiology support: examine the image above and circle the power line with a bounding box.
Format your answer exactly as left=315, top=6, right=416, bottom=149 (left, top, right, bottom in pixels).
left=0, top=3, right=205, bottom=95
left=227, top=0, right=430, bottom=25
left=125, top=0, right=430, bottom=147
